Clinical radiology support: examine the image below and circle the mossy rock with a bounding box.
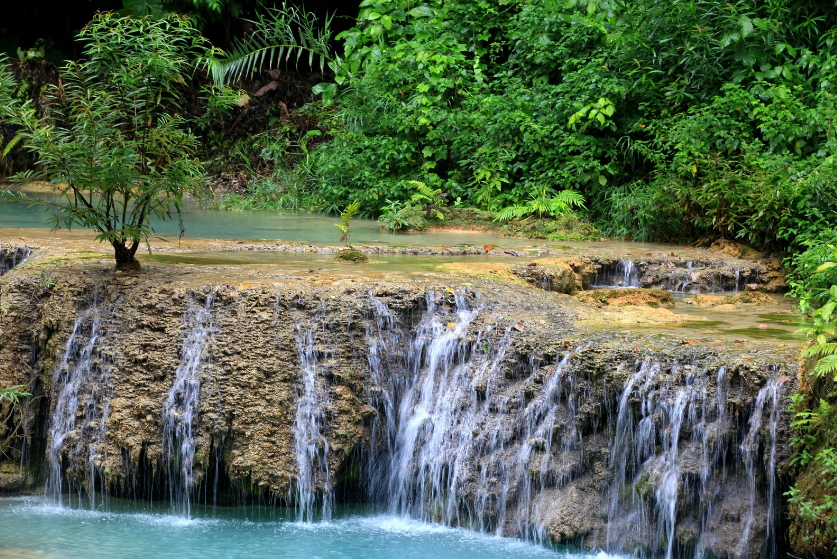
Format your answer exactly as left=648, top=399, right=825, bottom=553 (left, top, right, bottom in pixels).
left=336, top=249, right=368, bottom=263
left=730, top=291, right=776, bottom=305
left=576, top=288, right=674, bottom=307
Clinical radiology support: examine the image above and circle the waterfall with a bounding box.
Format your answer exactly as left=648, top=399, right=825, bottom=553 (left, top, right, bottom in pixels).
left=655, top=387, right=692, bottom=559
left=292, top=314, right=334, bottom=522
left=162, top=294, right=215, bottom=517
left=365, top=291, right=585, bottom=538
left=620, top=260, right=639, bottom=288
left=45, top=305, right=101, bottom=506
left=592, top=260, right=640, bottom=288
left=607, top=360, right=660, bottom=547
left=0, top=246, right=31, bottom=276
left=385, top=292, right=482, bottom=521
left=738, top=378, right=783, bottom=556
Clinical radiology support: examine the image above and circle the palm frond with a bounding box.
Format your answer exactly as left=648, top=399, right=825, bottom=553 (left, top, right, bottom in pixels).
left=208, top=3, right=336, bottom=85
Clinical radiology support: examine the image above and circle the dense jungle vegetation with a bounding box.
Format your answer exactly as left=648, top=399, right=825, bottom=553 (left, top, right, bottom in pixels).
left=2, top=0, right=837, bottom=554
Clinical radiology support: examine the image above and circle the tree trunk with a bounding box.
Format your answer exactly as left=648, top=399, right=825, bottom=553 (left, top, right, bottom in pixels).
left=112, top=239, right=141, bottom=272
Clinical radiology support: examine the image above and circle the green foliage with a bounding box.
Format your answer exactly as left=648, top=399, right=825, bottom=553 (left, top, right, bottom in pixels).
left=379, top=202, right=429, bottom=232
left=787, top=391, right=837, bottom=556
left=0, top=14, right=236, bottom=270
left=208, top=3, right=335, bottom=85
left=0, top=385, right=30, bottom=405
left=495, top=188, right=585, bottom=221
left=296, top=0, right=837, bottom=253
left=787, top=447, right=837, bottom=557
left=336, top=199, right=361, bottom=244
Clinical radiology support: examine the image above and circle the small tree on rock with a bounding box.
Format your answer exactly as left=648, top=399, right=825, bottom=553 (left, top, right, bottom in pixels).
left=0, top=13, right=234, bottom=271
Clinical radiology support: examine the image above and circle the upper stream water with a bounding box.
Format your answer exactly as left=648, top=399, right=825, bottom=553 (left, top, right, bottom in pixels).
left=0, top=194, right=515, bottom=247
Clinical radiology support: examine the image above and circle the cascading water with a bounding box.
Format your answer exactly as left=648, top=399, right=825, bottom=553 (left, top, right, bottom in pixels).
left=161, top=294, right=215, bottom=517
left=354, top=293, right=790, bottom=556
left=738, top=378, right=783, bottom=557
left=291, top=317, right=335, bottom=523
left=592, top=260, right=640, bottom=288
left=21, top=280, right=791, bottom=559
left=363, top=291, right=590, bottom=540
left=45, top=304, right=107, bottom=506
left=385, top=293, right=483, bottom=522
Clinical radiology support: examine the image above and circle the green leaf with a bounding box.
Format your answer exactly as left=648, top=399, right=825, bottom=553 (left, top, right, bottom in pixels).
left=739, top=15, right=754, bottom=38
left=816, top=262, right=837, bottom=273
left=1, top=134, right=23, bottom=158
left=408, top=6, right=435, bottom=17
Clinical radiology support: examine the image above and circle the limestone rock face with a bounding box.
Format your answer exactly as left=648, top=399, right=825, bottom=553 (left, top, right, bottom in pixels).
left=0, top=250, right=796, bottom=559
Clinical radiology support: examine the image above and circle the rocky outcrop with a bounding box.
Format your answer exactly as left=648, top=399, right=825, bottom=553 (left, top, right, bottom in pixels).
left=0, top=252, right=796, bottom=559
left=0, top=245, right=31, bottom=277
left=576, top=288, right=674, bottom=307
left=588, top=256, right=778, bottom=293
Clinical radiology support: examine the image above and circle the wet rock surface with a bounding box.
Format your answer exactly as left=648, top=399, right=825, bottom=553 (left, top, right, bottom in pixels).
left=0, top=243, right=797, bottom=559
left=0, top=245, right=32, bottom=277
left=588, top=256, right=780, bottom=293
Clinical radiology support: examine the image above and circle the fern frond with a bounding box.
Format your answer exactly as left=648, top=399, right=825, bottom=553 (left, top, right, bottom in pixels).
left=341, top=200, right=361, bottom=223
left=494, top=204, right=528, bottom=221
left=802, top=342, right=837, bottom=359
left=209, top=3, right=335, bottom=85
left=810, top=354, right=837, bottom=380
left=554, top=189, right=586, bottom=209
left=1, top=133, right=23, bottom=158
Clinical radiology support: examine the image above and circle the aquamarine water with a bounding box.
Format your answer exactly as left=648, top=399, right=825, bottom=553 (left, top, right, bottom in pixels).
left=0, top=196, right=517, bottom=247
left=0, top=498, right=612, bottom=559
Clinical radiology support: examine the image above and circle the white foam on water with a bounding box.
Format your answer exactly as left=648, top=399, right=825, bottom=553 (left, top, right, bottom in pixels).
left=0, top=498, right=223, bottom=530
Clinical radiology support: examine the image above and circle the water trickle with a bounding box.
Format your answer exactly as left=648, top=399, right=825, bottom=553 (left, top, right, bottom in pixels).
left=162, top=295, right=215, bottom=517
left=655, top=387, right=691, bottom=559
left=46, top=305, right=103, bottom=506
left=292, top=316, right=334, bottom=522
left=592, top=260, right=640, bottom=288
left=738, top=378, right=783, bottom=556
left=0, top=246, right=31, bottom=276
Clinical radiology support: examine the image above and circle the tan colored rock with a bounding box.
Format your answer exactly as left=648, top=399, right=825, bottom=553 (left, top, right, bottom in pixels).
left=576, top=288, right=673, bottom=307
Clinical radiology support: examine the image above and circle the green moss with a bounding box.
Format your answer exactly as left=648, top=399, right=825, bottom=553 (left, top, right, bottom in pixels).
left=335, top=249, right=368, bottom=263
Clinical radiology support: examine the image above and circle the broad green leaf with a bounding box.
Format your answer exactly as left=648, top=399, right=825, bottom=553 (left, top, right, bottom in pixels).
left=408, top=6, right=435, bottom=17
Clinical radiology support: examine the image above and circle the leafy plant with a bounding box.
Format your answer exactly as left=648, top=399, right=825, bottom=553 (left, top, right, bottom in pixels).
left=207, top=3, right=336, bottom=89
left=0, top=14, right=237, bottom=271
left=336, top=200, right=361, bottom=244
left=495, top=189, right=586, bottom=222
left=409, top=180, right=445, bottom=220
left=0, top=385, right=30, bottom=405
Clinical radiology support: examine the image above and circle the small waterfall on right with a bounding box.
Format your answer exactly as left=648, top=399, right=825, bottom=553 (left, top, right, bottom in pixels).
left=606, top=362, right=787, bottom=559
left=162, top=294, right=215, bottom=517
